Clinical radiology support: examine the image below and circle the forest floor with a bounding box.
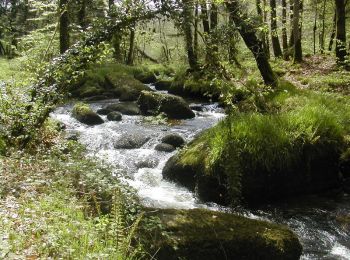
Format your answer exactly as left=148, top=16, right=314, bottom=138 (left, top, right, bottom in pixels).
left=282, top=55, right=350, bottom=95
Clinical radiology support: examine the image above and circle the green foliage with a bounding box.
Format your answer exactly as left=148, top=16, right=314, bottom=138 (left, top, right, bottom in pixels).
left=0, top=138, right=145, bottom=259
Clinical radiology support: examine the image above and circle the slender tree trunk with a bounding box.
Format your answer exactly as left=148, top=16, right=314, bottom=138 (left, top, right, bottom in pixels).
left=126, top=25, right=135, bottom=65
left=270, top=0, right=283, bottom=57
left=226, top=1, right=277, bottom=86
left=257, top=0, right=270, bottom=57
left=210, top=3, right=219, bottom=54
left=183, top=0, right=198, bottom=70
left=78, top=0, right=87, bottom=30
left=335, top=0, right=347, bottom=64
left=263, top=0, right=270, bottom=58
left=201, top=2, right=210, bottom=34
left=313, top=2, right=318, bottom=54
left=194, top=1, right=199, bottom=62
left=282, top=0, right=288, bottom=53
left=319, top=0, right=326, bottom=53
left=289, top=0, right=294, bottom=47
left=293, top=0, right=302, bottom=63
left=59, top=0, right=70, bottom=54
left=329, top=11, right=336, bottom=51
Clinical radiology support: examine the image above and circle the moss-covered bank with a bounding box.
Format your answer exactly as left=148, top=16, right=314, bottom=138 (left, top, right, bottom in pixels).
left=143, top=208, right=302, bottom=260
left=163, top=88, right=350, bottom=206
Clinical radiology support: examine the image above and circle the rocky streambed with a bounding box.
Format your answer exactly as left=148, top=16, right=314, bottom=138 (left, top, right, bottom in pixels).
left=51, top=86, right=350, bottom=259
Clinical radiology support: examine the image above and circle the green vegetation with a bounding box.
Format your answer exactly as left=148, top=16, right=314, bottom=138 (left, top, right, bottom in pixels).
left=165, top=85, right=350, bottom=205
left=0, top=123, right=145, bottom=258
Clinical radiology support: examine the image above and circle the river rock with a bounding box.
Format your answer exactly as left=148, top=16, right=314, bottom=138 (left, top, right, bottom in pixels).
left=114, top=133, right=150, bottom=149
left=161, top=133, right=185, bottom=148
left=97, top=108, right=113, bottom=115
left=135, top=158, right=159, bottom=169
left=107, top=111, right=122, bottom=121
left=155, top=143, right=176, bottom=153
left=134, top=70, right=157, bottom=84
left=137, top=91, right=195, bottom=119
left=72, top=103, right=104, bottom=125
left=154, top=79, right=173, bottom=90
left=105, top=102, right=140, bottom=115
left=143, top=208, right=302, bottom=260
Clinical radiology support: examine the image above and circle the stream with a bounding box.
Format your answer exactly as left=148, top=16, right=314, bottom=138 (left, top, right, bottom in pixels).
left=51, top=87, right=350, bottom=260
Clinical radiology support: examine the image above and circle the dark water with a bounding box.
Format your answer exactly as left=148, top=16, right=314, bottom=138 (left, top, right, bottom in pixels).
left=51, top=89, right=350, bottom=259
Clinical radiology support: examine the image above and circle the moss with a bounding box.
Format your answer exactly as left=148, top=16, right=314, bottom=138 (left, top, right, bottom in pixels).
left=70, top=63, right=152, bottom=100
left=143, top=208, right=302, bottom=260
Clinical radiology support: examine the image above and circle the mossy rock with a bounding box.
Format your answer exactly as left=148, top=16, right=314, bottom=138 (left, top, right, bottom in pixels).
left=154, top=79, right=173, bottom=91
left=70, top=63, right=152, bottom=101
left=134, top=69, right=157, bottom=84
left=163, top=108, right=344, bottom=206
left=105, top=74, right=151, bottom=101
left=137, top=91, right=195, bottom=119
left=72, top=103, right=104, bottom=125
left=143, top=208, right=302, bottom=260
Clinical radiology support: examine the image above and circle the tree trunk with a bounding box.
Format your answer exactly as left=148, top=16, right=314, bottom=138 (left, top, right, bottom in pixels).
left=210, top=3, right=218, bottom=54
left=78, top=0, right=87, bottom=30
left=59, top=0, right=70, bottom=54
left=200, top=2, right=210, bottom=34
left=313, top=3, right=317, bottom=54
left=270, top=0, right=283, bottom=57
left=319, top=0, right=326, bottom=53
left=126, top=25, right=135, bottom=65
left=183, top=0, right=198, bottom=70
left=282, top=0, right=288, bottom=53
left=293, top=0, right=302, bottom=63
left=289, top=0, right=294, bottom=47
left=194, top=1, right=199, bottom=61
left=329, top=11, right=336, bottom=51
left=256, top=0, right=270, bottom=57
left=226, top=1, right=277, bottom=86
left=335, top=0, right=347, bottom=64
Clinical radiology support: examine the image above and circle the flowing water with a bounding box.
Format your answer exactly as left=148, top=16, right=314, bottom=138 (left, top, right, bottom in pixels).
left=51, top=88, right=350, bottom=259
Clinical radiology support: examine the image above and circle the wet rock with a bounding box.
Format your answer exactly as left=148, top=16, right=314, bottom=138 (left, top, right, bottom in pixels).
left=105, top=102, right=140, bottom=115
left=143, top=208, right=302, bottom=260
left=72, top=103, right=104, bottom=125
left=134, top=70, right=157, bottom=84
left=137, top=91, right=195, bottom=119
left=97, top=108, right=113, bottom=115
left=155, top=143, right=176, bottom=153
left=107, top=111, right=122, bottom=121
left=161, top=133, right=185, bottom=148
left=154, top=79, right=173, bottom=91
left=190, top=104, right=204, bottom=112
left=114, top=133, right=150, bottom=149
left=135, top=158, right=159, bottom=169
left=83, top=95, right=109, bottom=101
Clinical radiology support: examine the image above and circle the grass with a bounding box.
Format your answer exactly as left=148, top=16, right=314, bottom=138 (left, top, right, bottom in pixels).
left=177, top=83, right=350, bottom=205
left=0, top=58, right=33, bottom=84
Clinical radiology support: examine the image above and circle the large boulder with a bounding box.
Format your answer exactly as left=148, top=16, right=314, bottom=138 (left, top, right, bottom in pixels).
left=161, top=133, right=185, bottom=148
left=114, top=133, right=150, bottom=149
left=142, top=208, right=302, bottom=260
left=137, top=91, right=195, bottom=119
left=70, top=64, right=152, bottom=101
left=163, top=113, right=344, bottom=206
left=72, top=103, right=104, bottom=125
left=105, top=102, right=141, bottom=115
